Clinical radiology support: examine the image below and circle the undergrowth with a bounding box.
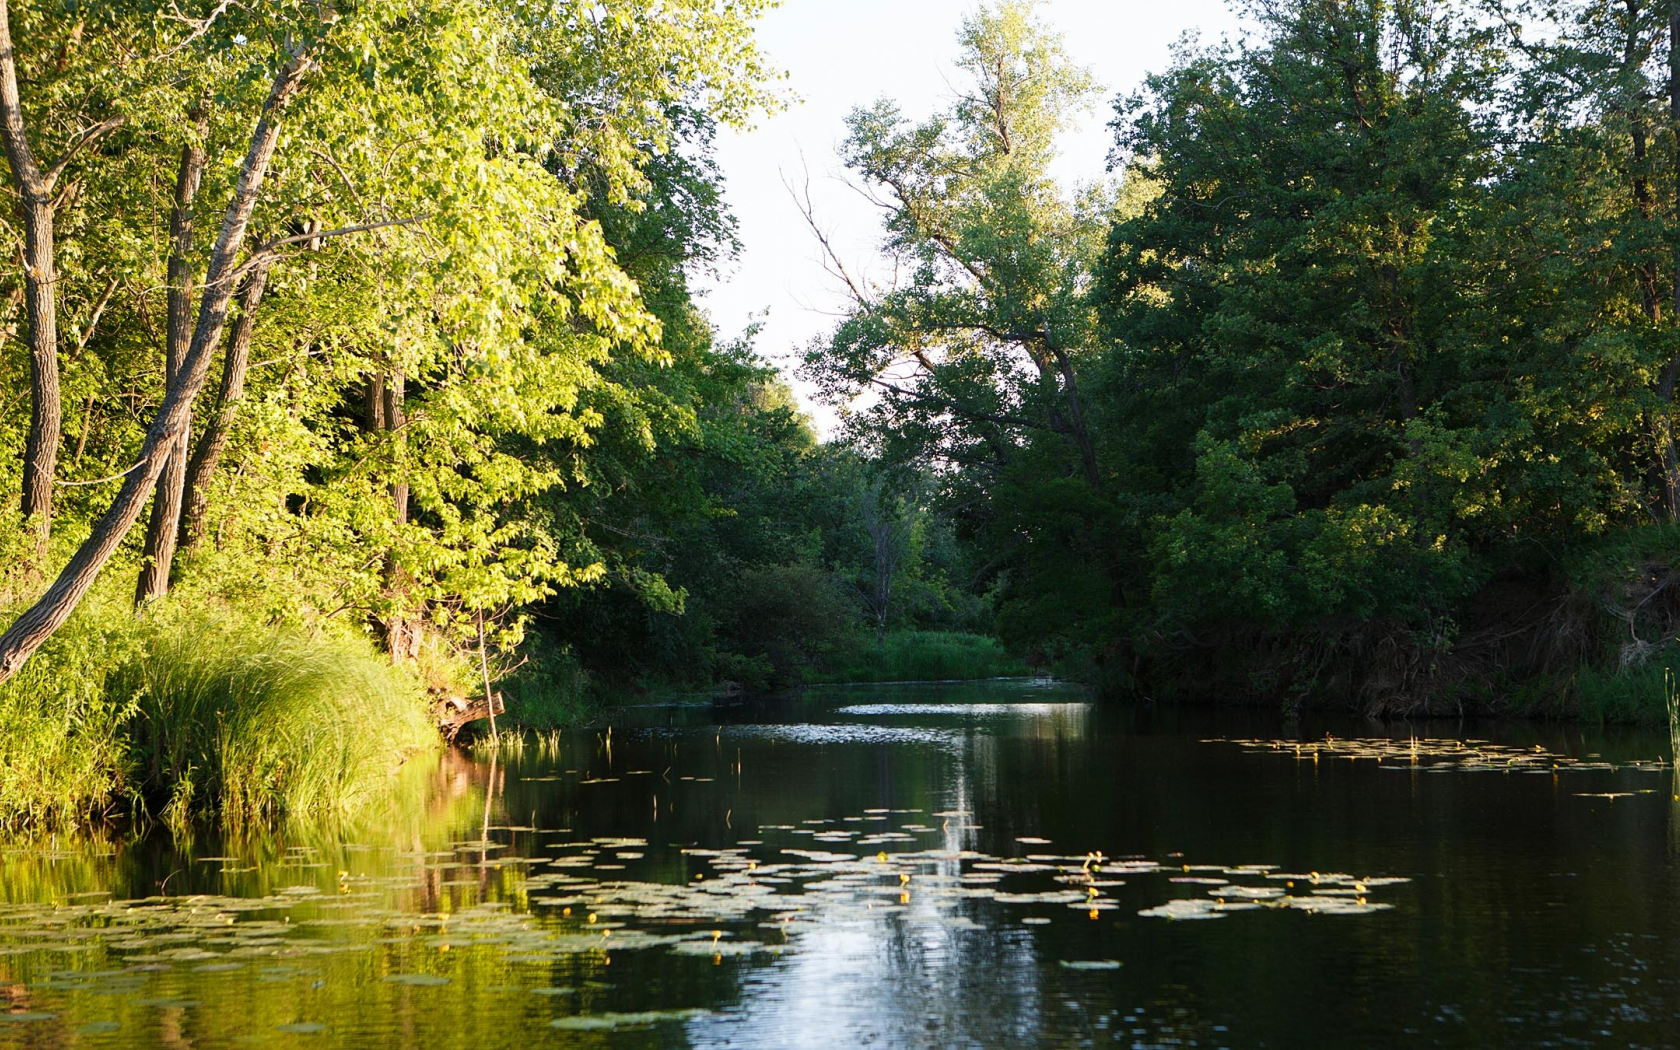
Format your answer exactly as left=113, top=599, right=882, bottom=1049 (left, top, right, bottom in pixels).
left=0, top=597, right=139, bottom=831
left=0, top=593, right=437, bottom=832
left=811, top=631, right=1028, bottom=684
left=119, top=616, right=437, bottom=827
left=499, top=645, right=596, bottom=729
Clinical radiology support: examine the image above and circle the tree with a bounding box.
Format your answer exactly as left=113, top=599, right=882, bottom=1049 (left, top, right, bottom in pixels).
left=0, top=0, right=131, bottom=560
left=800, top=0, right=1109, bottom=491
left=0, top=0, right=779, bottom=682
left=0, top=32, right=315, bottom=680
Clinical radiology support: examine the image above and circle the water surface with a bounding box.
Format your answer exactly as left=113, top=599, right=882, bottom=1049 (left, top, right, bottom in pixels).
left=2, top=680, right=1677, bottom=1047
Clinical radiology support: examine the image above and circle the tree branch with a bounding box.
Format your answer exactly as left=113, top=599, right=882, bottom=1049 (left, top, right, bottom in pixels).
left=43, top=115, right=127, bottom=190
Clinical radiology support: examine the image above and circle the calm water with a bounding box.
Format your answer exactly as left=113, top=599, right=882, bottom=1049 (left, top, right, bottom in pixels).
left=2, top=679, right=1679, bottom=1048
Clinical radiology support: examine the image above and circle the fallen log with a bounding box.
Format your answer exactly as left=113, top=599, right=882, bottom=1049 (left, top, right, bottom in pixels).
left=435, top=691, right=504, bottom=743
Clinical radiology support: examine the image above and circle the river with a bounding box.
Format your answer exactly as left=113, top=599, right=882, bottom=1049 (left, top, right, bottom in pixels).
left=1, top=679, right=1677, bottom=1047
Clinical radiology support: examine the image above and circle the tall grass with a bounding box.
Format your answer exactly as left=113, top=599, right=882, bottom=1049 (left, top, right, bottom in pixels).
left=0, top=587, right=440, bottom=831
left=1574, top=650, right=1680, bottom=725
left=812, top=630, right=1028, bottom=684
left=1667, top=669, right=1680, bottom=766
left=118, top=617, right=438, bottom=827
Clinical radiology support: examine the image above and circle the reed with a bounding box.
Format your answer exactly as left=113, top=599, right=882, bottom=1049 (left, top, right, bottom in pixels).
left=118, top=616, right=438, bottom=827
left=1666, top=669, right=1680, bottom=767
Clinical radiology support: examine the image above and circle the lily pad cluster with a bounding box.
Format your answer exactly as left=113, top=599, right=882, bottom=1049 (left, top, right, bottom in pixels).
left=1206, top=736, right=1670, bottom=774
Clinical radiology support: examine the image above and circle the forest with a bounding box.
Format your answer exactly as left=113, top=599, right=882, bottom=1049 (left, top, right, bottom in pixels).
left=4, top=0, right=1680, bottom=830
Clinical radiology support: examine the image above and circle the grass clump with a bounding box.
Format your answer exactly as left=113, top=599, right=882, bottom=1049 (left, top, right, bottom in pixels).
left=119, top=616, right=438, bottom=827
left=0, top=587, right=439, bottom=831
left=813, top=631, right=1028, bottom=684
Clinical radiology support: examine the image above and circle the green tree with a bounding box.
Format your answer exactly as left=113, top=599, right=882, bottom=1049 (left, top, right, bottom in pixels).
left=801, top=0, right=1122, bottom=659
left=0, top=0, right=778, bottom=683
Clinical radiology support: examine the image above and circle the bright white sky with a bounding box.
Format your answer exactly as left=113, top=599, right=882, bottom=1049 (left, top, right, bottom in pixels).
left=695, top=0, right=1249, bottom=433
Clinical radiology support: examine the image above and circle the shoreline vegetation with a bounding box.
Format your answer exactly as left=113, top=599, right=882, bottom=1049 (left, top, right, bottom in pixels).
left=9, top=0, right=1680, bottom=832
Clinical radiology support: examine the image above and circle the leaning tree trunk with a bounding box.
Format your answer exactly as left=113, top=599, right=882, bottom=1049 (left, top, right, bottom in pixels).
left=0, top=46, right=312, bottom=684
left=137, top=115, right=208, bottom=606
left=178, top=261, right=269, bottom=553
left=0, top=1, right=60, bottom=561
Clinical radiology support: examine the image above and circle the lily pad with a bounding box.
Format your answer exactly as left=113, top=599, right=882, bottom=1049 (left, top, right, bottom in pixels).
left=551, top=1009, right=712, bottom=1030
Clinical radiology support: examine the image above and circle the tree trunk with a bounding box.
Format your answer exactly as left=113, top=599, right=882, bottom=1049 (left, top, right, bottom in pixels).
left=17, top=195, right=57, bottom=560
left=179, top=261, right=269, bottom=553
left=0, top=0, right=59, bottom=561
left=378, top=369, right=418, bottom=660
left=1047, top=344, right=1101, bottom=491
left=1659, top=0, right=1680, bottom=518
left=0, top=46, right=312, bottom=684
left=137, top=117, right=209, bottom=606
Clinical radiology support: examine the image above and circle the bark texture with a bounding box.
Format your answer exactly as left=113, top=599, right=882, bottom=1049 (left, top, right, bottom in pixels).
left=137, top=115, right=209, bottom=605
left=179, top=261, right=269, bottom=552
left=0, top=47, right=312, bottom=683
left=0, top=0, right=59, bottom=559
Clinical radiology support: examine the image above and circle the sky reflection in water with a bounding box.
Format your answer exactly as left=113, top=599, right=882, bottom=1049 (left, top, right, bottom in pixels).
left=0, top=680, right=1678, bottom=1047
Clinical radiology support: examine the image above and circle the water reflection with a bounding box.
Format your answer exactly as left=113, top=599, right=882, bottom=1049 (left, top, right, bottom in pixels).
left=0, top=681, right=1678, bottom=1047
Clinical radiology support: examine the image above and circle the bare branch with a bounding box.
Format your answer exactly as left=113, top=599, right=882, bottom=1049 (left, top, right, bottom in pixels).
left=72, top=275, right=119, bottom=355
left=43, top=115, right=127, bottom=190
left=155, top=0, right=237, bottom=62
left=869, top=375, right=1047, bottom=432
left=784, top=158, right=875, bottom=311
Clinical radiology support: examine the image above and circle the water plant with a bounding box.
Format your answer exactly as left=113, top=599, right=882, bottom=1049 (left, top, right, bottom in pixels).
left=1667, top=669, right=1680, bottom=768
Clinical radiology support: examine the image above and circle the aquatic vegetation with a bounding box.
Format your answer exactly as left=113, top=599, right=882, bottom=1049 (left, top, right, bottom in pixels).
left=1668, top=670, right=1680, bottom=767
left=1206, top=735, right=1672, bottom=774
left=549, top=1009, right=713, bottom=1030
left=0, top=812, right=1410, bottom=1037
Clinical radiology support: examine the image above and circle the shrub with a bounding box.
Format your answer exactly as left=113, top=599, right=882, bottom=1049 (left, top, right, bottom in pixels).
left=813, top=630, right=1028, bottom=684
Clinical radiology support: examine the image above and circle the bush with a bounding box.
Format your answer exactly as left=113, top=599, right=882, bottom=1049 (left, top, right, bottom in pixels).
left=716, top=562, right=859, bottom=690
left=500, top=645, right=595, bottom=729
left=813, top=630, right=1028, bottom=684
left=0, top=598, right=139, bottom=831
left=0, top=591, right=439, bottom=830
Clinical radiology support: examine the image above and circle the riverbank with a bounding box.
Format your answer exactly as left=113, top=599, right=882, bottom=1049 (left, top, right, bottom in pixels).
left=0, top=597, right=439, bottom=832
left=1117, top=529, right=1680, bottom=725
left=0, top=684, right=1672, bottom=1046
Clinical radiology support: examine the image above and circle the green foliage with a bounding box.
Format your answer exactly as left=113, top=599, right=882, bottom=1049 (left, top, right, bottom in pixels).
left=715, top=562, right=859, bottom=691
left=499, top=646, right=596, bottom=729
left=117, top=615, right=437, bottom=827
left=0, top=598, right=139, bottom=831
left=0, top=588, right=438, bottom=830
left=812, top=631, right=1028, bottom=684
left=1574, top=658, right=1680, bottom=726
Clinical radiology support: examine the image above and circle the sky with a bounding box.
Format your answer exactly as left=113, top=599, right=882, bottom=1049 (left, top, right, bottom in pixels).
left=694, top=0, right=1249, bottom=432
